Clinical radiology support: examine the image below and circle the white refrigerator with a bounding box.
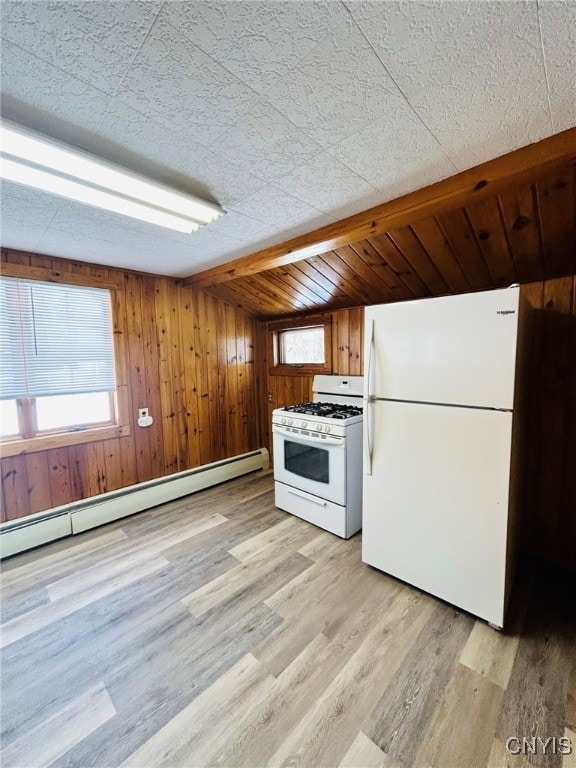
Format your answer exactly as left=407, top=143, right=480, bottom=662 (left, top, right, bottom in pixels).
left=362, top=286, right=528, bottom=628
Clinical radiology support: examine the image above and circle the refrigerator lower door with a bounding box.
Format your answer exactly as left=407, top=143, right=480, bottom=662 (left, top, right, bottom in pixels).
left=362, top=400, right=513, bottom=627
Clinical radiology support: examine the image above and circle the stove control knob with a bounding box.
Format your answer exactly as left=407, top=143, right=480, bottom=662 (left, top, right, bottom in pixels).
left=281, top=417, right=287, bottom=425
left=301, top=420, right=307, bottom=428
left=324, top=425, right=331, bottom=433
left=315, top=423, right=323, bottom=431
left=287, top=418, right=293, bottom=426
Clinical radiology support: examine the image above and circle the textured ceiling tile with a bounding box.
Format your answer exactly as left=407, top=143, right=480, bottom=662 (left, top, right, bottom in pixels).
left=0, top=224, right=47, bottom=254
left=326, top=107, right=456, bottom=187
left=274, top=152, right=380, bottom=214
left=371, top=161, right=457, bottom=208
left=47, top=196, right=269, bottom=273
left=212, top=101, right=322, bottom=180
left=160, top=0, right=349, bottom=95
left=262, top=14, right=404, bottom=148
left=229, top=186, right=325, bottom=229
left=0, top=0, right=571, bottom=279
left=179, top=220, right=249, bottom=252
left=241, top=214, right=337, bottom=251
left=538, top=1, right=576, bottom=132
left=178, top=210, right=335, bottom=272
left=348, top=0, right=552, bottom=168
left=304, top=186, right=389, bottom=222
left=0, top=181, right=53, bottom=252
left=1, top=182, right=59, bottom=228
left=37, top=220, right=237, bottom=275
left=35, top=229, right=126, bottom=265
left=0, top=0, right=162, bottom=95
left=208, top=211, right=280, bottom=243
left=189, top=225, right=325, bottom=268
left=276, top=211, right=336, bottom=237
left=176, top=147, right=266, bottom=208
left=0, top=39, right=112, bottom=134
left=48, top=202, right=181, bottom=248
left=312, top=194, right=382, bottom=223
left=115, top=16, right=259, bottom=139
left=184, top=225, right=329, bottom=270
left=46, top=197, right=238, bottom=262
left=98, top=100, right=266, bottom=207
left=170, top=227, right=304, bottom=274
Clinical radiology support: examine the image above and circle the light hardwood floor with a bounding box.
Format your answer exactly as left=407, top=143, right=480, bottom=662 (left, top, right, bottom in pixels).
left=1, top=471, right=574, bottom=768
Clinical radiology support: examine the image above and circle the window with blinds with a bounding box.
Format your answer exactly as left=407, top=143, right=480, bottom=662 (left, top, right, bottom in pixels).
left=0, top=277, right=117, bottom=439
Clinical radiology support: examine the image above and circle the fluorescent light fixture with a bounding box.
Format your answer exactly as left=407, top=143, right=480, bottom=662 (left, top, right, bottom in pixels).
left=0, top=120, right=225, bottom=233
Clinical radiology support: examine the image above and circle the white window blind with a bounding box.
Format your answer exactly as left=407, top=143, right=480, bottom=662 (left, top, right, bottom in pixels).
left=0, top=277, right=116, bottom=400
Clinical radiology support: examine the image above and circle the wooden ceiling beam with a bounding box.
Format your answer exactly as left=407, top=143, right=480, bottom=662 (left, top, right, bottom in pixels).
left=183, top=127, right=576, bottom=289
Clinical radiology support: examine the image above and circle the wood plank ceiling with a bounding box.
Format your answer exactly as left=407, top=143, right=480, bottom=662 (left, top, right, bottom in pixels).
left=188, top=131, right=576, bottom=319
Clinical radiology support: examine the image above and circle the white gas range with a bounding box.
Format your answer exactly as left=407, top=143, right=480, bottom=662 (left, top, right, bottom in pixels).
left=272, top=375, right=364, bottom=538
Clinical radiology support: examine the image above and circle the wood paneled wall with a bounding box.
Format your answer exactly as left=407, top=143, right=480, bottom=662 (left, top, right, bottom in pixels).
left=0, top=250, right=259, bottom=522
left=256, top=280, right=576, bottom=568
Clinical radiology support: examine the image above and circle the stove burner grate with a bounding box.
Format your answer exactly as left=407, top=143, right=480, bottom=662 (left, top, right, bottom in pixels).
left=282, top=401, right=363, bottom=419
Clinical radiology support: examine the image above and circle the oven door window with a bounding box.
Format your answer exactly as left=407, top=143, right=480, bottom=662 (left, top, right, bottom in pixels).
left=284, top=440, right=329, bottom=484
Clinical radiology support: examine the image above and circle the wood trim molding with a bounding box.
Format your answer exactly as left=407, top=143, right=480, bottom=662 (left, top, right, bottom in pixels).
left=0, top=261, right=123, bottom=290
left=1, top=249, right=187, bottom=286
left=183, top=127, right=576, bottom=289
left=267, top=313, right=332, bottom=332
left=0, top=423, right=130, bottom=458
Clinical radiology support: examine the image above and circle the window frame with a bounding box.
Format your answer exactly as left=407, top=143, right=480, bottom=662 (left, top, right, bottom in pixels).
left=268, top=314, right=332, bottom=376
left=13, top=391, right=117, bottom=438
left=0, top=265, right=130, bottom=457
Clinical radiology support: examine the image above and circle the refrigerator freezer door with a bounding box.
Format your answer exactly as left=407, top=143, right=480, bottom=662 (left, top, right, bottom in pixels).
left=362, top=400, right=513, bottom=626
left=364, top=287, right=519, bottom=409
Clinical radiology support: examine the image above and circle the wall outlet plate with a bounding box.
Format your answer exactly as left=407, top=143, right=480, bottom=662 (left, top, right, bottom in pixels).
left=138, top=408, right=149, bottom=419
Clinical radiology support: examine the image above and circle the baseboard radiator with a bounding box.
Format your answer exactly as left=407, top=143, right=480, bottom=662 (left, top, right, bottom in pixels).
left=0, top=448, right=269, bottom=559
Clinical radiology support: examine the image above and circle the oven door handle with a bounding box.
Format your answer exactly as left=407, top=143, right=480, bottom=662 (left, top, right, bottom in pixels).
left=272, top=425, right=345, bottom=448
left=287, top=488, right=328, bottom=507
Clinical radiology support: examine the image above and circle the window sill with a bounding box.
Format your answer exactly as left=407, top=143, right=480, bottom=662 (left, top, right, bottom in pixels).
left=0, top=424, right=130, bottom=457
left=269, top=363, right=333, bottom=377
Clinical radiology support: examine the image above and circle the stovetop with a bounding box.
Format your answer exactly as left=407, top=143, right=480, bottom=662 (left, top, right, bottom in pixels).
left=272, top=400, right=364, bottom=432
left=280, top=401, right=363, bottom=420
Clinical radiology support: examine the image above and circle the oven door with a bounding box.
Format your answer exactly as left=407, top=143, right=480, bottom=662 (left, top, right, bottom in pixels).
left=272, top=425, right=346, bottom=505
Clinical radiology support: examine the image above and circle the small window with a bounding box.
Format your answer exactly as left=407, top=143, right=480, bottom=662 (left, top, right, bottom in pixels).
left=269, top=315, right=332, bottom=376
left=278, top=326, right=325, bottom=365
left=1, top=276, right=118, bottom=446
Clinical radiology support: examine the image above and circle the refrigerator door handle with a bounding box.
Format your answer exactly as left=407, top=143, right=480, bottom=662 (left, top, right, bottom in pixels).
left=365, top=319, right=375, bottom=475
